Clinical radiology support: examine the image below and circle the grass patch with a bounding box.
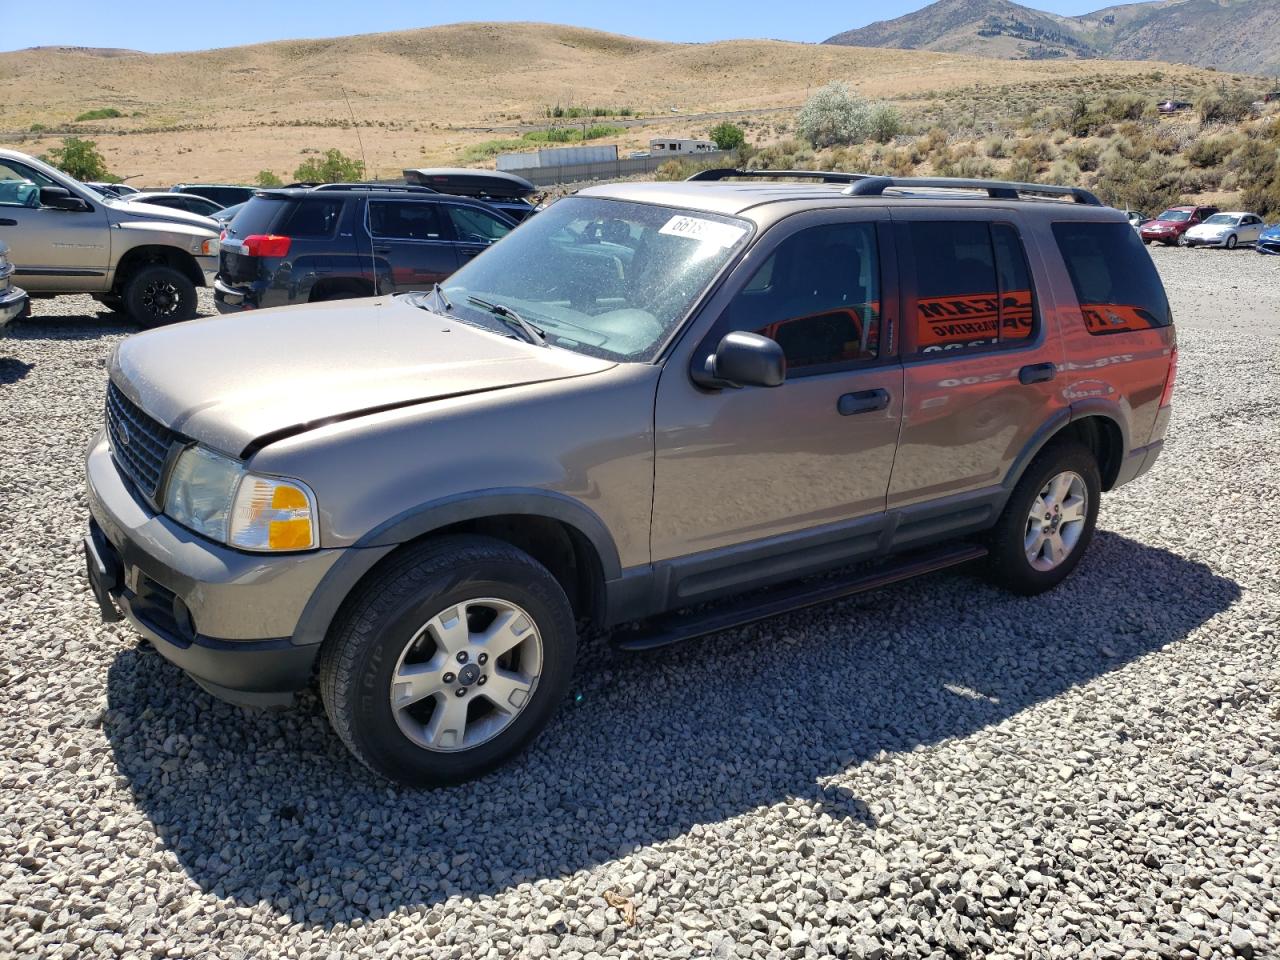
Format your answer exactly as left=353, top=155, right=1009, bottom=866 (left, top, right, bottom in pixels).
left=74, top=108, right=123, bottom=122
left=521, top=124, right=624, bottom=144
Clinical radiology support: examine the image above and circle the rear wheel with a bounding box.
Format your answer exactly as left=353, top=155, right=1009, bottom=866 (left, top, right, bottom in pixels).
left=319, top=535, right=577, bottom=786
left=122, top=264, right=198, bottom=327
left=987, top=441, right=1100, bottom=595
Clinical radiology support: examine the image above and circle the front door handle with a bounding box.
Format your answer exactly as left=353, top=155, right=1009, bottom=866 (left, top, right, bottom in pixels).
left=0, top=218, right=16, bottom=226
left=374, top=247, right=392, bottom=255
left=1019, top=362, right=1056, bottom=385
left=838, top=388, right=890, bottom=416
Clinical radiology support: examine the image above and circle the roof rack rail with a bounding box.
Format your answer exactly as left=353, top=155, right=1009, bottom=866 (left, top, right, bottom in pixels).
left=845, top=176, right=1102, bottom=206
left=687, top=168, right=872, bottom=185
left=308, top=182, right=439, bottom=194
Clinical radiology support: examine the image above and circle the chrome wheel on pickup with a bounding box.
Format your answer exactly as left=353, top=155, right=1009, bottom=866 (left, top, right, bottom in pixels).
left=319, top=535, right=576, bottom=787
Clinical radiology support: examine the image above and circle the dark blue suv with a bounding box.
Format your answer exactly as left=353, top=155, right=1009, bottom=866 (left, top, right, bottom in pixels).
left=213, top=185, right=516, bottom=313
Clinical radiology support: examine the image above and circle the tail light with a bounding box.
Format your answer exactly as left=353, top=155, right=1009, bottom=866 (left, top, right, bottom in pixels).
left=1160, top=345, right=1178, bottom=406
left=243, top=234, right=292, bottom=257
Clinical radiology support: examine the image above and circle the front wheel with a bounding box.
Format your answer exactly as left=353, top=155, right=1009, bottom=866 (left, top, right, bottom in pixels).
left=122, top=264, right=198, bottom=327
left=319, top=535, right=577, bottom=786
left=1226, top=234, right=1238, bottom=250
left=987, top=441, right=1100, bottom=595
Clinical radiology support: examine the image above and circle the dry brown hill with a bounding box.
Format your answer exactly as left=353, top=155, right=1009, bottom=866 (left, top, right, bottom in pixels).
left=0, top=21, right=1241, bottom=183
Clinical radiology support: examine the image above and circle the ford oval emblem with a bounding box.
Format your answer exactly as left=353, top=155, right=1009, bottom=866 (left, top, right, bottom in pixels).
left=118, top=422, right=131, bottom=447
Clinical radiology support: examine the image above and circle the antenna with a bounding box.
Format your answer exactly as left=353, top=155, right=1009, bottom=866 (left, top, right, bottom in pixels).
left=341, top=86, right=378, bottom=297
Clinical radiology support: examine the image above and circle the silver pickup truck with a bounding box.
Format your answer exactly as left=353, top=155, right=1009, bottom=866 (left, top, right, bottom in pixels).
left=0, top=148, right=219, bottom=326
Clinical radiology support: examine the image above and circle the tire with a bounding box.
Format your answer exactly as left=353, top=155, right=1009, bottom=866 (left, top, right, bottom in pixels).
left=122, top=264, right=198, bottom=328
left=1226, top=234, right=1238, bottom=250
left=318, top=535, right=577, bottom=787
left=1142, top=238, right=1151, bottom=245
left=986, top=441, right=1100, bottom=596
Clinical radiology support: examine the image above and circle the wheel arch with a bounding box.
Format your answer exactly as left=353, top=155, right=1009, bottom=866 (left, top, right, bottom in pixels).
left=292, top=490, right=620, bottom=649
left=112, top=244, right=205, bottom=293
left=1004, top=405, right=1128, bottom=495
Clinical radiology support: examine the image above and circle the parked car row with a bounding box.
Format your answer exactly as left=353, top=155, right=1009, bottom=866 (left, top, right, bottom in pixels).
left=1136, top=204, right=1276, bottom=250
left=0, top=147, right=541, bottom=326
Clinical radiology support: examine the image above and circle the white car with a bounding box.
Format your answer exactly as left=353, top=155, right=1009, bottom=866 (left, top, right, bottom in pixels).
left=1183, top=212, right=1265, bottom=249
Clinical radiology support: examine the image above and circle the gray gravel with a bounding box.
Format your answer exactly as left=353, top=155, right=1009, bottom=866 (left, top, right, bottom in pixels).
left=1, top=251, right=1278, bottom=960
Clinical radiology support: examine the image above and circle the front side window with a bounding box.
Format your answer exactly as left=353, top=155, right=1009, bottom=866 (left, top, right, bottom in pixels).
left=447, top=205, right=511, bottom=244
left=0, top=159, right=49, bottom=208
left=720, top=221, right=881, bottom=372
left=368, top=200, right=442, bottom=241
left=909, top=220, right=1038, bottom=356
left=440, top=196, right=750, bottom=362
left=1052, top=221, right=1172, bottom=335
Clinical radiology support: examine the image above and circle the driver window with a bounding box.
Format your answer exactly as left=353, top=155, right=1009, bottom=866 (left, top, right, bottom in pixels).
left=720, top=221, right=881, bottom=372
left=0, top=160, right=46, bottom=208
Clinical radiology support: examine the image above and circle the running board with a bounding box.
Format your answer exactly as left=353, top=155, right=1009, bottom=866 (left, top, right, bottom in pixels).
left=613, top=543, right=988, bottom=652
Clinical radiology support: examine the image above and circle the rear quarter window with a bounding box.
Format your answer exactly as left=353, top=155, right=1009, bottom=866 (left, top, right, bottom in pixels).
left=1052, top=221, right=1172, bottom=334
left=226, top=197, right=288, bottom=237
left=281, top=199, right=343, bottom=238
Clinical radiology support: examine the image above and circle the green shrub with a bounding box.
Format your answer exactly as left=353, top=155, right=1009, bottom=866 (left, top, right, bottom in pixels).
left=983, top=134, right=1011, bottom=158
left=74, top=108, right=123, bottom=122
left=292, top=148, right=364, bottom=183
left=868, top=104, right=903, bottom=144
left=797, top=82, right=872, bottom=148
left=1065, top=142, right=1101, bottom=172
left=1198, top=89, right=1257, bottom=125
left=709, top=122, right=746, bottom=150
left=1008, top=158, right=1038, bottom=183
left=40, top=137, right=116, bottom=181
left=255, top=170, right=284, bottom=187
left=1014, top=136, right=1055, bottom=164
left=460, top=139, right=527, bottom=162
left=1188, top=136, right=1238, bottom=169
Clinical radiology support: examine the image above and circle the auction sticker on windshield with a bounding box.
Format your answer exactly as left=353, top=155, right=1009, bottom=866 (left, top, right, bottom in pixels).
left=659, top=215, right=745, bottom=249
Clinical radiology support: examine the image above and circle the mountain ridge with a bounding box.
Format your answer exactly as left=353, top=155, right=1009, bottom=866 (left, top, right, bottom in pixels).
left=825, top=0, right=1280, bottom=75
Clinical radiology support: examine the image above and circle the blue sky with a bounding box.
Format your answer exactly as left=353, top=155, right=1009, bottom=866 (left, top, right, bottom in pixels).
left=6, top=0, right=1118, bottom=52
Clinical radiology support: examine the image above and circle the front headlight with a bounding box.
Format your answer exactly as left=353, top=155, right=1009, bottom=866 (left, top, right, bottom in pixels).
left=163, top=446, right=317, bottom=551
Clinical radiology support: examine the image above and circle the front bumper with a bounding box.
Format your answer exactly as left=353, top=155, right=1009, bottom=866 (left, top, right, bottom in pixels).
left=1256, top=240, right=1280, bottom=256
left=84, top=431, right=344, bottom=705
left=1183, top=235, right=1230, bottom=248
left=198, top=254, right=218, bottom=286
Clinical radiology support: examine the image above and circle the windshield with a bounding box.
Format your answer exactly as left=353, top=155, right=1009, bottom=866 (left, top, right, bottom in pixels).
left=1156, top=210, right=1191, bottom=222
left=441, top=196, right=751, bottom=361
left=1202, top=214, right=1235, bottom=226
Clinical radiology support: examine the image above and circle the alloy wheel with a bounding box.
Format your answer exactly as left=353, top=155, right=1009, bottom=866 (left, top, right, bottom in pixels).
left=1024, top=471, right=1088, bottom=572
left=141, top=279, right=183, bottom=320
left=389, top=598, right=543, bottom=752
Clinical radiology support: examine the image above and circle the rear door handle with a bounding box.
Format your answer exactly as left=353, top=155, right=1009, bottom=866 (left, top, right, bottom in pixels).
left=1019, top=362, right=1056, bottom=385
left=838, top=388, right=890, bottom=416
left=0, top=218, right=16, bottom=226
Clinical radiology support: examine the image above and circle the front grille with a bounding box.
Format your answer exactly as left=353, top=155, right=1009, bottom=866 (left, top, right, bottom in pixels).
left=105, top=381, right=184, bottom=501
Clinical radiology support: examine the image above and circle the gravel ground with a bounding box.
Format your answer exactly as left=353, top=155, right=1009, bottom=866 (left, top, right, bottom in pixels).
left=1, top=249, right=1278, bottom=960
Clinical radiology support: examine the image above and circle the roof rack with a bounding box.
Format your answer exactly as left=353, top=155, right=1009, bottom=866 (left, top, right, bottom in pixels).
left=846, top=176, right=1102, bottom=206
left=308, top=182, right=439, bottom=194
left=686, top=168, right=872, bottom=185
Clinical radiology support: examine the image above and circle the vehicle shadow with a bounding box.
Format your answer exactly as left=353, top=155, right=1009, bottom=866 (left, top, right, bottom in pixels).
left=0, top=357, right=33, bottom=384
left=102, top=531, right=1239, bottom=928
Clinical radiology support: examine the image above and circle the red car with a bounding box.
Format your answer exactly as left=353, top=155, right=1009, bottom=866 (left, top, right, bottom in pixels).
left=1139, top=205, right=1218, bottom=246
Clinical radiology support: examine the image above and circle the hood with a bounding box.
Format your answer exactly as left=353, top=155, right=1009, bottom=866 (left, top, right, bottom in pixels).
left=106, top=196, right=219, bottom=232
left=110, top=295, right=615, bottom=457
left=1260, top=224, right=1280, bottom=238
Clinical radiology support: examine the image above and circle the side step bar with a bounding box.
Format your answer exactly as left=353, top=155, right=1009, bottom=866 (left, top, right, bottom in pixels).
left=613, top=543, right=988, bottom=652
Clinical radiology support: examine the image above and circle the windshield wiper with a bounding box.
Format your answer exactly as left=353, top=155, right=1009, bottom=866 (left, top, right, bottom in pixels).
left=465, top=295, right=547, bottom=347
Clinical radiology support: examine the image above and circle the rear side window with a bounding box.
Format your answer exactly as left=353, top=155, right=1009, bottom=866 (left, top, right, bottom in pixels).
left=369, top=201, right=445, bottom=241
left=1052, top=221, right=1171, bottom=334
left=281, top=199, right=342, bottom=238
left=908, top=220, right=1038, bottom=355
left=226, top=197, right=287, bottom=237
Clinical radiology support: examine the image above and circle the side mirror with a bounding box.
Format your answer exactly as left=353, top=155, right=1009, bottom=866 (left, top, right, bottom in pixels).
left=39, top=186, right=89, bottom=211
left=692, top=331, right=786, bottom=389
